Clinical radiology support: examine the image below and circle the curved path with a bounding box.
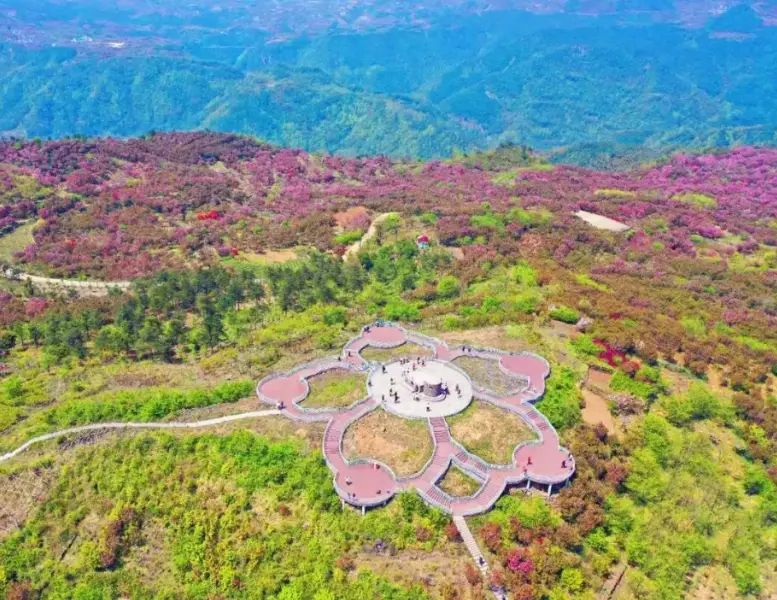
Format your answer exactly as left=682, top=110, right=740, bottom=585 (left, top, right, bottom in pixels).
left=0, top=410, right=280, bottom=464
left=343, top=212, right=396, bottom=261
left=2, top=268, right=130, bottom=295
left=257, top=323, right=575, bottom=516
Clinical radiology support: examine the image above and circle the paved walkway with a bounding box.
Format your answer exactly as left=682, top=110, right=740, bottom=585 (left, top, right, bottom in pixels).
left=256, top=323, right=575, bottom=516
left=0, top=410, right=280, bottom=464
left=2, top=268, right=131, bottom=296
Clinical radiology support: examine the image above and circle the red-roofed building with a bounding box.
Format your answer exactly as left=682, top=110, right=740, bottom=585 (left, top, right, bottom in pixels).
left=416, top=234, right=430, bottom=249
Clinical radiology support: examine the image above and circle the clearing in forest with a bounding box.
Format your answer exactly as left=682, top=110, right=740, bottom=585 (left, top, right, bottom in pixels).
left=301, top=370, right=367, bottom=409
left=342, top=410, right=433, bottom=477
left=448, top=401, right=536, bottom=465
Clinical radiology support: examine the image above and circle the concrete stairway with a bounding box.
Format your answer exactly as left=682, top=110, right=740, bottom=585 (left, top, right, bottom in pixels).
left=453, top=515, right=489, bottom=574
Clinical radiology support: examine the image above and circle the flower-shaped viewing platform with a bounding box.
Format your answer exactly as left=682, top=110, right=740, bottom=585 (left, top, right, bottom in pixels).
left=256, top=323, right=574, bottom=516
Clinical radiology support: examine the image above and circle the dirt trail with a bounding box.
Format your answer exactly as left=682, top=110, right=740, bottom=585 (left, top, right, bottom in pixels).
left=2, top=268, right=131, bottom=296
left=343, top=212, right=396, bottom=261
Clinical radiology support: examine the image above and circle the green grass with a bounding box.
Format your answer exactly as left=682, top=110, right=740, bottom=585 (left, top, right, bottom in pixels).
left=302, top=370, right=367, bottom=408
left=437, top=465, right=481, bottom=497
left=448, top=401, right=536, bottom=464
left=360, top=343, right=433, bottom=363
left=674, top=192, right=717, bottom=209
left=491, top=164, right=553, bottom=186
left=594, top=188, right=637, bottom=199
left=0, top=222, right=35, bottom=263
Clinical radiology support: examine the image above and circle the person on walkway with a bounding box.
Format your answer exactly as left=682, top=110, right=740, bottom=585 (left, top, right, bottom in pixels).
left=561, top=459, right=566, bottom=468
left=527, top=456, right=532, bottom=466
left=345, top=476, right=352, bottom=485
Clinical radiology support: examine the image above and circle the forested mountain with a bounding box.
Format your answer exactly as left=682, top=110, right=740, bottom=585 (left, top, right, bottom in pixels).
left=1, top=2, right=777, bottom=161
left=1, top=133, right=777, bottom=598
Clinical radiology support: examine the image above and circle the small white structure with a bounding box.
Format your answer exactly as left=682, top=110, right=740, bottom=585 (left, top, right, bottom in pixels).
left=574, top=210, right=630, bottom=233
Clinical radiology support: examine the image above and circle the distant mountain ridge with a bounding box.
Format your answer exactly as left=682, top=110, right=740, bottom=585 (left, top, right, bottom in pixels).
left=0, top=2, right=776, bottom=162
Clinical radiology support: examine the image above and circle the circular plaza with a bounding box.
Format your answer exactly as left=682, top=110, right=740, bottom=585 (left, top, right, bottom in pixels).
left=369, top=358, right=473, bottom=418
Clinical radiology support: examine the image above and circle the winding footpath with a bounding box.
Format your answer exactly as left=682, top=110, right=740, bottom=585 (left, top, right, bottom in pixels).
left=343, top=212, right=396, bottom=261
left=1, top=268, right=130, bottom=296
left=0, top=410, right=279, bottom=464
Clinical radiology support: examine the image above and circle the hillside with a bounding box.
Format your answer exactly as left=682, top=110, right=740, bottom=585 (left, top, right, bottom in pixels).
left=1, top=133, right=777, bottom=598
left=2, top=4, right=777, bottom=160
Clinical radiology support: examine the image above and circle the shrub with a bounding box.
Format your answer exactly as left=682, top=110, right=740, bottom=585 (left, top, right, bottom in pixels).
left=444, top=522, right=461, bottom=542
left=550, top=306, right=580, bottom=324
left=323, top=307, right=347, bottom=326
left=43, top=380, right=254, bottom=428
left=536, top=368, right=582, bottom=430
left=480, top=522, right=502, bottom=553
left=514, top=292, right=540, bottom=315
left=464, top=562, right=482, bottom=586
left=334, top=230, right=364, bottom=245
left=570, top=335, right=601, bottom=357
left=512, top=261, right=538, bottom=287
left=437, top=275, right=461, bottom=299
left=383, top=300, right=420, bottom=322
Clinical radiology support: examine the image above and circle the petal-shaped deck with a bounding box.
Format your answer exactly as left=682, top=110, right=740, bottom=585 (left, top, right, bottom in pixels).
left=256, top=323, right=574, bottom=515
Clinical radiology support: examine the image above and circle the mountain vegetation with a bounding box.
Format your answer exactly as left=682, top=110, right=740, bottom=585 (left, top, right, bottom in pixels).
left=1, top=4, right=777, bottom=160
left=1, top=133, right=777, bottom=598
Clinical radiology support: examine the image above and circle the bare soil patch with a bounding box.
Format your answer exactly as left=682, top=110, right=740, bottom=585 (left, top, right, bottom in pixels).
left=550, top=320, right=579, bottom=339
left=302, top=370, right=367, bottom=408
left=587, top=369, right=612, bottom=392
left=438, top=466, right=482, bottom=497
left=360, top=343, right=433, bottom=363
left=0, top=467, right=56, bottom=541
left=581, top=389, right=616, bottom=434
left=342, top=410, right=433, bottom=476
left=448, top=401, right=536, bottom=465
left=452, top=355, right=524, bottom=396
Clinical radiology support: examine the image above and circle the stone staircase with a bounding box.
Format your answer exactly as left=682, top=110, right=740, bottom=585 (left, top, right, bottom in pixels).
left=425, top=486, right=452, bottom=511
left=430, top=417, right=450, bottom=443
left=453, top=515, right=489, bottom=574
